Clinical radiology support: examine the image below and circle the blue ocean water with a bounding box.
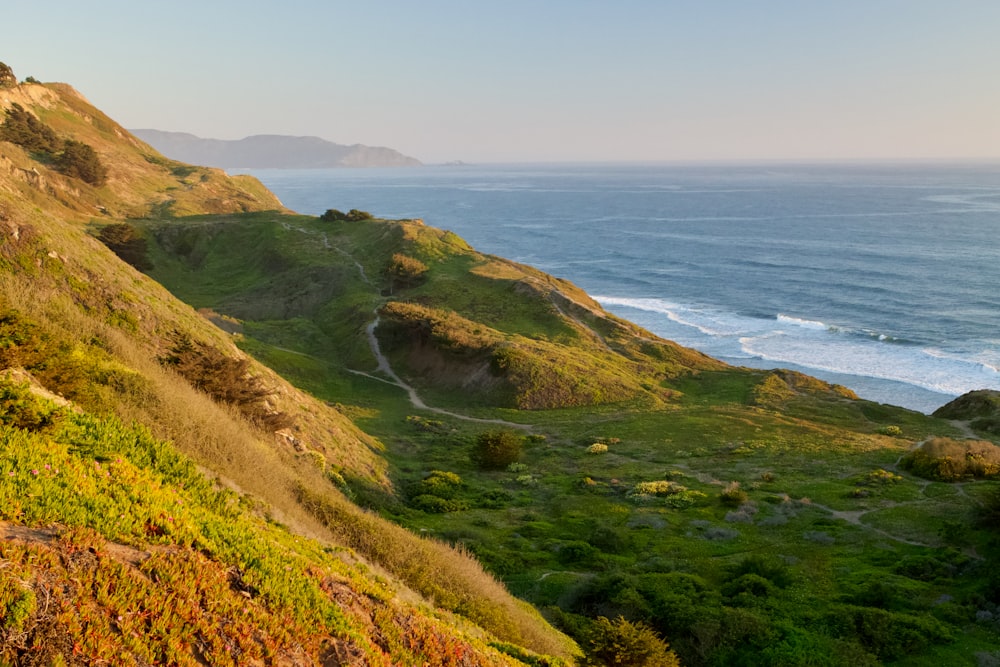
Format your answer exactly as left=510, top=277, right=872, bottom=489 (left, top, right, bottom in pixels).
left=243, top=163, right=1000, bottom=414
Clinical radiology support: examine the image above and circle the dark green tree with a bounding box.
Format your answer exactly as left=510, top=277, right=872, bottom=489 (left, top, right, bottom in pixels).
left=55, top=139, right=108, bottom=185
left=0, top=103, right=60, bottom=152
left=0, top=62, right=16, bottom=88
left=473, top=430, right=523, bottom=469
left=97, top=223, right=152, bottom=270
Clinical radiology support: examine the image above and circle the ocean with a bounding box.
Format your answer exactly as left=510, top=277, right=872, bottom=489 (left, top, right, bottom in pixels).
left=242, top=162, right=1000, bottom=414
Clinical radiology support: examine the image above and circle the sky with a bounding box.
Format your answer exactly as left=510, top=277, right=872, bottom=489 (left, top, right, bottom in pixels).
left=4, top=1, right=1000, bottom=163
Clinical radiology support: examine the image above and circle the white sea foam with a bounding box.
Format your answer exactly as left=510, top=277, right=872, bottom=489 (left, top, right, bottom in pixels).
left=776, top=314, right=827, bottom=331
left=596, top=296, right=1000, bottom=400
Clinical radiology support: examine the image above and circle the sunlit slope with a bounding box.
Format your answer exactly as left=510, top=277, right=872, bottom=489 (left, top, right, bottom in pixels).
left=141, top=213, right=742, bottom=410
left=1, top=74, right=578, bottom=662
left=1, top=80, right=283, bottom=219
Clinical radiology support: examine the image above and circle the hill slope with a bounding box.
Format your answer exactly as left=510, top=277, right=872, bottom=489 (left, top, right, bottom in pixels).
left=132, top=129, right=422, bottom=169
left=0, top=69, right=577, bottom=663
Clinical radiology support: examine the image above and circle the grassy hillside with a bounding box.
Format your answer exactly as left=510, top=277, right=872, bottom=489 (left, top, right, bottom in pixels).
left=1, top=72, right=578, bottom=663
left=5, top=67, right=1000, bottom=666
left=135, top=210, right=1000, bottom=665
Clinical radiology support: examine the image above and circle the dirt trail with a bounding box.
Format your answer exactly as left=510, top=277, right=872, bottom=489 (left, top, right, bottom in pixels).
left=281, top=220, right=530, bottom=430
left=357, top=317, right=531, bottom=430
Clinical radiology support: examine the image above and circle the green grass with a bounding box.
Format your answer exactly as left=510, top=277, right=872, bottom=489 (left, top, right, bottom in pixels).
left=125, top=211, right=1000, bottom=665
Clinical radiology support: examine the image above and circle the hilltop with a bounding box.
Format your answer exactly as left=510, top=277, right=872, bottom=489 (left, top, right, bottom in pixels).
left=3, top=62, right=1000, bottom=666
left=131, top=129, right=423, bottom=169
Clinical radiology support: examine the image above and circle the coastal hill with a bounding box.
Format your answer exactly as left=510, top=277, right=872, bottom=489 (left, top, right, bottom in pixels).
left=4, top=62, right=1000, bottom=666
left=1, top=65, right=574, bottom=664
left=131, top=128, right=422, bottom=169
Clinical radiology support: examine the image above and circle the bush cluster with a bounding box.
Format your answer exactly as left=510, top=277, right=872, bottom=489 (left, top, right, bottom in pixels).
left=0, top=104, right=107, bottom=185
left=385, top=252, right=429, bottom=291
left=160, top=331, right=292, bottom=431
left=97, top=223, right=152, bottom=270
left=408, top=470, right=468, bottom=513
left=319, top=208, right=373, bottom=222
left=473, top=429, right=523, bottom=470
left=900, top=437, right=1000, bottom=481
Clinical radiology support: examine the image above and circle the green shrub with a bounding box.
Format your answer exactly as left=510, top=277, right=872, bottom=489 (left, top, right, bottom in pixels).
left=584, top=616, right=679, bottom=667
left=0, top=103, right=59, bottom=152
left=727, top=555, right=792, bottom=589
left=319, top=208, right=373, bottom=222
left=97, top=223, right=152, bottom=270
left=385, top=252, right=429, bottom=291
left=719, top=480, right=748, bottom=506
left=900, top=437, right=1000, bottom=481
left=160, top=331, right=292, bottom=431
left=0, top=376, right=60, bottom=431
left=823, top=605, right=953, bottom=661
left=473, top=429, right=523, bottom=470
left=410, top=470, right=463, bottom=500
left=54, top=139, right=107, bottom=185
left=410, top=494, right=467, bottom=513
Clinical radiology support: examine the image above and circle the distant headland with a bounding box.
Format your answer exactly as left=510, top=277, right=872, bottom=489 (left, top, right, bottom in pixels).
left=130, top=129, right=422, bottom=169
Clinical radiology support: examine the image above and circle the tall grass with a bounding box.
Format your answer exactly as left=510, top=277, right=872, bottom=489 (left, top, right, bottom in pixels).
left=296, top=484, right=579, bottom=660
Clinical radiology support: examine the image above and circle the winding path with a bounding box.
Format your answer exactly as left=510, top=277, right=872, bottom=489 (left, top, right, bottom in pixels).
left=281, top=220, right=531, bottom=431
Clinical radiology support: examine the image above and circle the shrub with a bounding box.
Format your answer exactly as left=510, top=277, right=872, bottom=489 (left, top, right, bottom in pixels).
left=558, top=541, right=599, bottom=567
left=0, top=62, right=16, bottom=88
left=587, top=443, right=608, bottom=454
left=54, top=139, right=108, bottom=185
left=585, top=616, right=680, bottom=667
left=410, top=470, right=463, bottom=500
left=97, top=223, right=152, bottom=270
left=160, top=331, right=292, bottom=431
left=0, top=103, right=59, bottom=152
left=473, top=430, right=523, bottom=470
left=879, top=425, right=903, bottom=436
left=410, top=494, right=467, bottom=513
left=859, top=468, right=903, bottom=486
left=319, top=208, right=373, bottom=222
left=727, top=555, right=792, bottom=589
left=385, top=252, right=428, bottom=291
left=900, top=437, right=1000, bottom=481
left=719, top=481, right=748, bottom=506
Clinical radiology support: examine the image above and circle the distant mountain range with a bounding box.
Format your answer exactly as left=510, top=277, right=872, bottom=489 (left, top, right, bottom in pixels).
left=130, top=129, right=422, bottom=169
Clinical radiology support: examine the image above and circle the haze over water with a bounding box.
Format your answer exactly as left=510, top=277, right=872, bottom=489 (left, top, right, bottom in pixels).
left=247, top=162, right=1000, bottom=414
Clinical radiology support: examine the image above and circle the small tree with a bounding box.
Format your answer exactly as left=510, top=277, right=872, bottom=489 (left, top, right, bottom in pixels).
left=98, top=223, right=152, bottom=270
left=0, top=103, right=60, bottom=152
left=585, top=616, right=680, bottom=667
left=319, top=208, right=347, bottom=222
left=55, top=139, right=108, bottom=185
left=0, top=62, right=16, bottom=88
left=346, top=208, right=374, bottom=221
left=385, top=253, right=428, bottom=292
left=320, top=208, right=373, bottom=222
left=473, top=430, right=523, bottom=469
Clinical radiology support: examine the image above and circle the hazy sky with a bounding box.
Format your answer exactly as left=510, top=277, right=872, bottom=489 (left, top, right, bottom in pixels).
left=5, top=1, right=999, bottom=163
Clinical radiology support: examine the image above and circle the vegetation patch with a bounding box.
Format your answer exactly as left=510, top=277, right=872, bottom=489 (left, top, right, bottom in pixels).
left=901, top=437, right=1000, bottom=481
